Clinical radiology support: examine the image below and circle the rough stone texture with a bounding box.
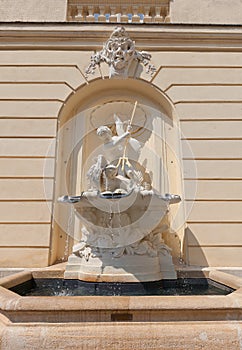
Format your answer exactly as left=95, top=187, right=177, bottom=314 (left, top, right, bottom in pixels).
left=170, top=0, right=242, bottom=24
left=0, top=0, right=67, bottom=22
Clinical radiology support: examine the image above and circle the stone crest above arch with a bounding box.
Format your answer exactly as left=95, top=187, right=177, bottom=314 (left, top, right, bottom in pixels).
left=85, top=26, right=156, bottom=79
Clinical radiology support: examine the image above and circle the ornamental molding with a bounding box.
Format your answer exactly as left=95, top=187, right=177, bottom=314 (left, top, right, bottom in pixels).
left=85, top=26, right=156, bottom=79
left=1, top=25, right=242, bottom=52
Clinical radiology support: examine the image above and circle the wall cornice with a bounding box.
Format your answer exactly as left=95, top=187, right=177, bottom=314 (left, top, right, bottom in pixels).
left=0, top=23, right=242, bottom=51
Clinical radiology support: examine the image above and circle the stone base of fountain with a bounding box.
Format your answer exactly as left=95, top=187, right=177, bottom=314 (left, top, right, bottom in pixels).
left=0, top=267, right=241, bottom=350
left=64, top=252, right=176, bottom=282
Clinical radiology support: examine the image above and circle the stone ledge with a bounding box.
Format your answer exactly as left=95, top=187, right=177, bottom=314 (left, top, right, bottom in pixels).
left=0, top=268, right=241, bottom=322
left=0, top=23, right=242, bottom=50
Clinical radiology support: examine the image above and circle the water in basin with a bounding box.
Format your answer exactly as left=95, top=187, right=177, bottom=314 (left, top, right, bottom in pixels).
left=11, top=278, right=233, bottom=297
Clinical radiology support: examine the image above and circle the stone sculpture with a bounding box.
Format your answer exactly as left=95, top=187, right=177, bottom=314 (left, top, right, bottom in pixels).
left=86, top=112, right=144, bottom=193
left=85, top=26, right=156, bottom=78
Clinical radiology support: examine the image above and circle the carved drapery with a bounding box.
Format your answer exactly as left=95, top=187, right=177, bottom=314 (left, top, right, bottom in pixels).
left=67, top=0, right=171, bottom=23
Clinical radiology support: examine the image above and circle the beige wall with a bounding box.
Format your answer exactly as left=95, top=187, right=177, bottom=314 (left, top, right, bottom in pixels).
left=0, top=48, right=97, bottom=267
left=0, top=0, right=67, bottom=22
left=147, top=50, right=242, bottom=266
left=0, top=24, right=242, bottom=268
left=170, top=0, right=242, bottom=25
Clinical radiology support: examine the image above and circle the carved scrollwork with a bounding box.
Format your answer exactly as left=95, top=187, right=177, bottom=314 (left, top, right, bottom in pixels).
left=85, top=26, right=156, bottom=79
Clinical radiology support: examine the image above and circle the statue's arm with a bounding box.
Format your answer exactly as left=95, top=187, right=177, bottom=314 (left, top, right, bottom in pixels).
left=114, top=114, right=125, bottom=136
left=112, top=131, right=130, bottom=146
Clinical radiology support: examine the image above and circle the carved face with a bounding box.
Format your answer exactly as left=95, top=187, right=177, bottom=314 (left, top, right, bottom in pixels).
left=96, top=126, right=112, bottom=142
left=105, top=37, right=135, bottom=71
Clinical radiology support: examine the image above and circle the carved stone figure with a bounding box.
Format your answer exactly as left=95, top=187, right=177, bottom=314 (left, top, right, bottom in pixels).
left=85, top=26, right=156, bottom=78
left=86, top=113, right=144, bottom=192
left=97, top=114, right=141, bottom=163
left=102, top=164, right=133, bottom=194
left=86, top=154, right=106, bottom=191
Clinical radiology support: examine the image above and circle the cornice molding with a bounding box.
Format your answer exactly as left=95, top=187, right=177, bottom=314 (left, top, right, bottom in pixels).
left=0, top=23, right=242, bottom=51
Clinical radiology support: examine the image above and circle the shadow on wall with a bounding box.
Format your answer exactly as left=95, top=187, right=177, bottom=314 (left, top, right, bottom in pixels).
left=183, top=227, right=209, bottom=267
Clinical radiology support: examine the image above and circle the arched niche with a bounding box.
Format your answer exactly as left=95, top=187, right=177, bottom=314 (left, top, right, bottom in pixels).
left=51, top=78, right=185, bottom=263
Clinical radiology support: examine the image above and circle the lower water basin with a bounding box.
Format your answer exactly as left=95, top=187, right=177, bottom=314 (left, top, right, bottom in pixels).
left=10, top=278, right=234, bottom=296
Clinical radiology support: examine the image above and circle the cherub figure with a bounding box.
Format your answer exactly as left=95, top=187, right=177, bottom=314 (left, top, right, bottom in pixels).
left=97, top=114, right=141, bottom=166
left=86, top=114, right=144, bottom=193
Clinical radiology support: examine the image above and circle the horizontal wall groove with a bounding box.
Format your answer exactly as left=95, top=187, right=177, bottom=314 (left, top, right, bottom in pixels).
left=188, top=245, right=242, bottom=248
left=180, top=119, right=242, bottom=122
left=0, top=81, right=72, bottom=85
left=185, top=199, right=242, bottom=202
left=0, top=137, right=60, bottom=140
left=183, top=158, right=242, bottom=160
left=0, top=64, right=81, bottom=67
left=0, top=222, right=51, bottom=225
left=0, top=117, right=57, bottom=120
left=0, top=246, right=50, bottom=249
left=165, top=83, right=242, bottom=93
left=183, top=178, right=242, bottom=181
left=181, top=138, right=242, bottom=141
left=187, top=221, right=242, bottom=224
left=0, top=199, right=53, bottom=202
left=0, top=81, right=75, bottom=93
left=0, top=200, right=52, bottom=202
left=167, top=83, right=242, bottom=87
left=175, top=100, right=242, bottom=105
left=0, top=156, right=55, bottom=159
left=0, top=177, right=54, bottom=179
left=0, top=98, right=65, bottom=102
left=187, top=220, right=242, bottom=227
left=0, top=136, right=57, bottom=139
left=160, top=65, right=242, bottom=69
left=0, top=222, right=51, bottom=224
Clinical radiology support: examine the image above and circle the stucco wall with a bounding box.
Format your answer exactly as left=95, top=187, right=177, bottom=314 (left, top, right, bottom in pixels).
left=0, top=0, right=67, bottom=22
left=0, top=49, right=88, bottom=267
left=150, top=50, right=242, bottom=266
left=170, top=0, right=242, bottom=24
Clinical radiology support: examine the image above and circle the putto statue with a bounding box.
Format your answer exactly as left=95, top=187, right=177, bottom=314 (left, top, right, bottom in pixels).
left=87, top=103, right=147, bottom=194
left=85, top=26, right=156, bottom=78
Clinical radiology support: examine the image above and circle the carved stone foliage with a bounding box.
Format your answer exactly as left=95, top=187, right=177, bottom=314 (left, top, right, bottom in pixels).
left=85, top=26, right=156, bottom=78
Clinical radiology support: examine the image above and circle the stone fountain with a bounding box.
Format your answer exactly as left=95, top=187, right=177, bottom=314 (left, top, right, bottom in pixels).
left=58, top=27, right=181, bottom=282
left=59, top=110, right=181, bottom=282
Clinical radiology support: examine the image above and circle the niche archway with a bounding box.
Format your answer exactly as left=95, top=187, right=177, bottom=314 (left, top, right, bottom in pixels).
left=51, top=78, right=185, bottom=263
